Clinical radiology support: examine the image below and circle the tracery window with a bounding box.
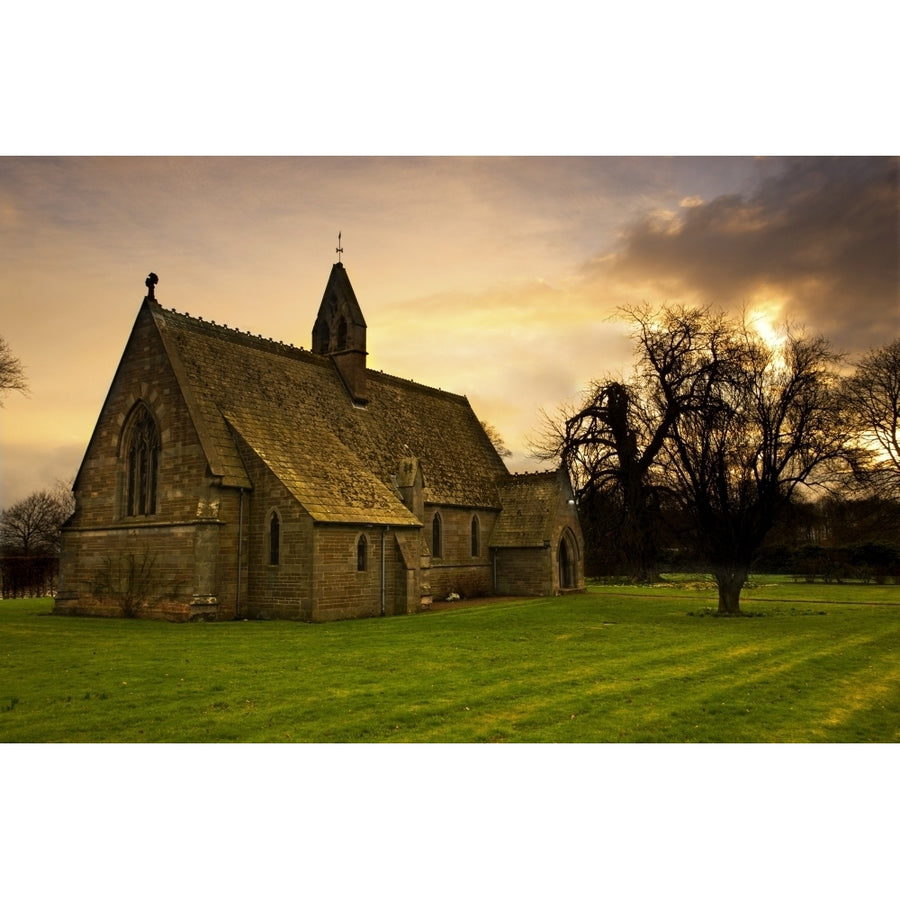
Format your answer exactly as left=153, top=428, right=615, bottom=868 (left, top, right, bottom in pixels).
left=357, top=534, right=367, bottom=571
left=432, top=512, right=443, bottom=558
left=269, top=512, right=281, bottom=565
left=124, top=404, right=160, bottom=517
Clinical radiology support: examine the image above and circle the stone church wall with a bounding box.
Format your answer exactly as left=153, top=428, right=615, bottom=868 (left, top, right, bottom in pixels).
left=424, top=505, right=496, bottom=600
left=236, top=442, right=315, bottom=621
left=56, top=524, right=204, bottom=620
left=210, top=489, right=243, bottom=619
left=312, top=527, right=385, bottom=621
left=57, top=305, right=236, bottom=621
left=493, top=547, right=553, bottom=596
left=70, top=306, right=211, bottom=529
left=426, top=563, right=494, bottom=601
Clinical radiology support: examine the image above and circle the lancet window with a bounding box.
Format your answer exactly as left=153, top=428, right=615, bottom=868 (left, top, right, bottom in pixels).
left=124, top=404, right=160, bottom=517
left=269, top=512, right=281, bottom=565
left=432, top=512, right=443, bottom=559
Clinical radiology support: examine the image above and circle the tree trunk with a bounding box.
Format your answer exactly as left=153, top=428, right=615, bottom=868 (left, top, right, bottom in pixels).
left=714, top=566, right=747, bottom=615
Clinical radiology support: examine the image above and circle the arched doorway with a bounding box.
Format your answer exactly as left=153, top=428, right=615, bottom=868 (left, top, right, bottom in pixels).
left=558, top=530, right=576, bottom=589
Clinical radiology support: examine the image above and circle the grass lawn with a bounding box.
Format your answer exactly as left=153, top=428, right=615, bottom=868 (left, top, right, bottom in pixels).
left=2, top=579, right=899, bottom=742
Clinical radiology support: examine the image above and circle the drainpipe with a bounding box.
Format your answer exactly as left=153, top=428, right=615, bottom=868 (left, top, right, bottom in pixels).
left=380, top=526, right=388, bottom=616
left=492, top=548, right=497, bottom=592
left=236, top=488, right=245, bottom=619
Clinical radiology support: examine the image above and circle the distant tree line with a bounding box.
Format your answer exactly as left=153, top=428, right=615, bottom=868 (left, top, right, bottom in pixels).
left=754, top=494, right=900, bottom=583
left=534, top=306, right=900, bottom=615
left=0, top=332, right=74, bottom=597
left=1, top=483, right=74, bottom=598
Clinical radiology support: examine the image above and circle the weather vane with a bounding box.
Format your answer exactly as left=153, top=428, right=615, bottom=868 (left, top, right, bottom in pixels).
left=336, top=231, right=343, bottom=262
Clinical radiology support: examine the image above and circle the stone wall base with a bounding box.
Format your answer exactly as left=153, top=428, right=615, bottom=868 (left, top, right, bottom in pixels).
left=52, top=593, right=222, bottom=623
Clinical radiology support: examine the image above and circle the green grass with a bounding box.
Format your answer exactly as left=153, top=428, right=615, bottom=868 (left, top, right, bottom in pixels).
left=2, top=580, right=899, bottom=742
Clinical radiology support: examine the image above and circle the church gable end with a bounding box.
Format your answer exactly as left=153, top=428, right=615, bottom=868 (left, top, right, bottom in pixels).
left=57, top=295, right=240, bottom=622
left=490, top=469, right=585, bottom=597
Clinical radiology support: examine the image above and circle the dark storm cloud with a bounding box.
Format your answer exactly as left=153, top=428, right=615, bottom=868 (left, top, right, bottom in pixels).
left=603, top=157, right=899, bottom=355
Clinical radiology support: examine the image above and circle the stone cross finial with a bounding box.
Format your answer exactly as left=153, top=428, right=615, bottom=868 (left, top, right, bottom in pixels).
left=145, top=272, right=159, bottom=302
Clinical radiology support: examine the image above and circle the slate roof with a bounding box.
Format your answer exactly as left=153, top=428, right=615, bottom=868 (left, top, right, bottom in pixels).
left=490, top=471, right=566, bottom=548
left=150, top=300, right=509, bottom=525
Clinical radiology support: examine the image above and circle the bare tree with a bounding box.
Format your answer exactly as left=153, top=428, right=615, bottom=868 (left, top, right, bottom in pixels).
left=537, top=304, right=853, bottom=613
left=533, top=306, right=737, bottom=582
left=533, top=380, right=667, bottom=581
left=843, top=339, right=900, bottom=495
left=50, top=478, right=76, bottom=536
left=1, top=487, right=72, bottom=555
left=92, top=547, right=162, bottom=618
left=480, top=420, right=513, bottom=458
left=639, top=308, right=852, bottom=614
left=0, top=335, right=28, bottom=405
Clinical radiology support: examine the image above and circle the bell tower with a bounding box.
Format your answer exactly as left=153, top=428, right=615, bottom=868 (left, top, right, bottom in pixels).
left=312, top=260, right=368, bottom=405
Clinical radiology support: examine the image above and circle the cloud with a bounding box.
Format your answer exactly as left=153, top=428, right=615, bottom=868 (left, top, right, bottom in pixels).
left=2, top=156, right=892, bottom=491
left=593, top=157, right=899, bottom=355
left=0, top=441, right=82, bottom=509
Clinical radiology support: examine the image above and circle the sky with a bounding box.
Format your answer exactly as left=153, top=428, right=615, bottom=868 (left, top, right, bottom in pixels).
left=0, top=155, right=897, bottom=509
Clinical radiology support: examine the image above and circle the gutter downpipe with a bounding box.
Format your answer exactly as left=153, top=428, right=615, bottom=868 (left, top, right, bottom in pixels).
left=492, top=548, right=497, bottom=592
left=381, top=526, right=388, bottom=616
left=236, top=488, right=245, bottom=619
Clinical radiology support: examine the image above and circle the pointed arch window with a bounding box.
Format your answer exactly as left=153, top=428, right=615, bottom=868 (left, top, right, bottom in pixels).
left=337, top=317, right=349, bottom=350
left=559, top=529, right=577, bottom=589
left=471, top=516, right=480, bottom=557
left=431, top=512, right=443, bottom=559
left=269, top=512, right=281, bottom=566
left=124, top=404, right=160, bottom=517
left=357, top=534, right=368, bottom=571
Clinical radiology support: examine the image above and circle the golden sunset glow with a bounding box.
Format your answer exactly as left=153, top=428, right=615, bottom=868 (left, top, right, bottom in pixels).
left=746, top=295, right=790, bottom=358
left=0, top=157, right=897, bottom=508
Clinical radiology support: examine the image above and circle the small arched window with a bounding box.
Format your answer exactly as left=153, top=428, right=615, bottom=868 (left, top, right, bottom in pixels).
left=337, top=317, right=349, bottom=350
left=471, top=515, right=480, bottom=557
left=269, top=512, right=280, bottom=565
left=357, top=534, right=367, bottom=571
left=124, top=404, right=160, bottom=517
left=431, top=512, right=443, bottom=558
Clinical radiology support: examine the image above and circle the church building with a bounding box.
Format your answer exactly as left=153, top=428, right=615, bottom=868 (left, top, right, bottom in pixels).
left=55, top=262, right=584, bottom=622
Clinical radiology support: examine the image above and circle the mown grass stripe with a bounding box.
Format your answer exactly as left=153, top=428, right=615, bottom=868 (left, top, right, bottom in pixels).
left=2, top=582, right=898, bottom=742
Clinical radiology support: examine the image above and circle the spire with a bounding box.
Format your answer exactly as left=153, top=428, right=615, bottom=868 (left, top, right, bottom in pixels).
left=312, top=260, right=368, bottom=405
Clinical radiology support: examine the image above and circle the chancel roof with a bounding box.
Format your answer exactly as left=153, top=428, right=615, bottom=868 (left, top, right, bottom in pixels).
left=150, top=301, right=509, bottom=525
left=490, top=471, right=568, bottom=548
